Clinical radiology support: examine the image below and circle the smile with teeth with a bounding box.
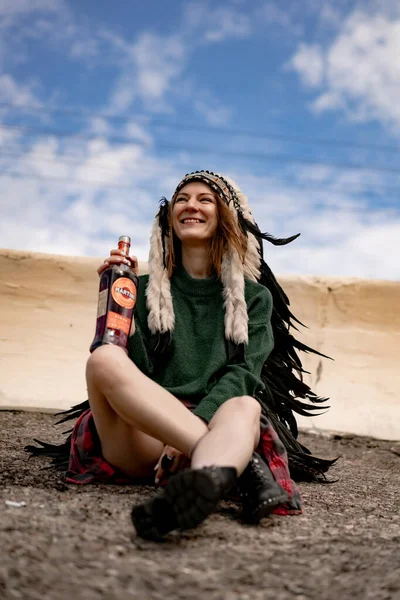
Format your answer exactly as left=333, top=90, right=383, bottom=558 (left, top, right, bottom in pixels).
left=181, top=218, right=205, bottom=224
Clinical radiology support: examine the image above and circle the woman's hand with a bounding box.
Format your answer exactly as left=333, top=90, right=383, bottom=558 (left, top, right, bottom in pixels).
left=154, top=445, right=187, bottom=484
left=97, top=249, right=139, bottom=277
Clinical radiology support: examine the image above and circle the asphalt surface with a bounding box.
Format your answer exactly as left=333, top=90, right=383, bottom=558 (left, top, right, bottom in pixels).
left=1, top=411, right=399, bottom=600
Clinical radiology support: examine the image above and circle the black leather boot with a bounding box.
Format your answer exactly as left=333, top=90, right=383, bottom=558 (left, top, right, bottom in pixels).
left=237, top=453, right=289, bottom=524
left=131, top=466, right=237, bottom=541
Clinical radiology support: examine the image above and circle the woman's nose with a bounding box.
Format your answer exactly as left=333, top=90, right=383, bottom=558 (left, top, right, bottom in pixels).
left=186, top=197, right=199, bottom=210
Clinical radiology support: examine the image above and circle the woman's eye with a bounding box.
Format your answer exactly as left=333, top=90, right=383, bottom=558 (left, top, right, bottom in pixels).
left=200, top=197, right=213, bottom=202
left=175, top=197, right=186, bottom=203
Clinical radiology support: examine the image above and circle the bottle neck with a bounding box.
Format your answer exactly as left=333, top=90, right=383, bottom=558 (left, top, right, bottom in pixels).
left=118, top=240, right=130, bottom=256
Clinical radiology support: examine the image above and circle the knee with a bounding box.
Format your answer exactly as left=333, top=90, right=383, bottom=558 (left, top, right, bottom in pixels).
left=86, top=344, right=129, bottom=386
left=225, top=395, right=261, bottom=422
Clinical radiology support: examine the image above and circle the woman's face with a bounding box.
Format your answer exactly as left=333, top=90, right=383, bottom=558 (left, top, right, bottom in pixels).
left=171, top=182, right=219, bottom=245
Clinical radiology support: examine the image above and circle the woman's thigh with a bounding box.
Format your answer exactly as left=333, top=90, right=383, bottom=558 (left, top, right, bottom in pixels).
left=88, top=378, right=164, bottom=478
left=102, top=418, right=164, bottom=478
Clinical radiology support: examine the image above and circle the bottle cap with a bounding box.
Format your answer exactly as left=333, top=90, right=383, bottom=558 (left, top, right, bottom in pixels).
left=118, top=235, right=131, bottom=244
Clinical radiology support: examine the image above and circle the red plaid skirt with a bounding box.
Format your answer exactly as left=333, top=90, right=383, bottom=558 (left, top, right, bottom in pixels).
left=66, top=409, right=302, bottom=515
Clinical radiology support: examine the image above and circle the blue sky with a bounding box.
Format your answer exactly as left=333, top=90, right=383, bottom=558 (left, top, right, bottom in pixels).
left=0, top=0, right=399, bottom=279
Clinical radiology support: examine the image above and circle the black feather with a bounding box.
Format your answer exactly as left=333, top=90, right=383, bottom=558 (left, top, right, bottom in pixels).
left=157, top=197, right=170, bottom=269
left=243, top=217, right=301, bottom=246
left=148, top=331, right=172, bottom=360
left=252, top=248, right=337, bottom=480
left=226, top=340, right=245, bottom=364
left=54, top=399, right=90, bottom=425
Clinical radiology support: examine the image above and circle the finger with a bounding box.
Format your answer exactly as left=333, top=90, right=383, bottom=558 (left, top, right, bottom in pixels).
left=97, top=254, right=129, bottom=274
left=155, top=453, right=175, bottom=483
left=154, top=464, right=165, bottom=484
left=97, top=260, right=110, bottom=276
left=154, top=449, right=166, bottom=483
left=121, top=254, right=139, bottom=275
left=109, top=252, right=138, bottom=274
left=110, top=250, right=138, bottom=267
left=129, top=255, right=139, bottom=267
left=107, top=255, right=131, bottom=266
left=129, top=317, right=136, bottom=337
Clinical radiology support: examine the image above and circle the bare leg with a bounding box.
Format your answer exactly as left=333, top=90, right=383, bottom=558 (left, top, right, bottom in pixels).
left=191, top=396, right=261, bottom=476
left=130, top=395, right=262, bottom=540
left=86, top=345, right=208, bottom=475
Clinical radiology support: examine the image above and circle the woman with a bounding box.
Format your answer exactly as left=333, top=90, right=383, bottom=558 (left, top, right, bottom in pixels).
left=27, top=170, right=335, bottom=541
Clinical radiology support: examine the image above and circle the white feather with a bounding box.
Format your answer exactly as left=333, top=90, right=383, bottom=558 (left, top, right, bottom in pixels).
left=146, top=218, right=175, bottom=334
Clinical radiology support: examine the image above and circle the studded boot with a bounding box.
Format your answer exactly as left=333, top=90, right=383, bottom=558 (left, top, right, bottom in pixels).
left=131, top=466, right=237, bottom=541
left=237, top=452, right=289, bottom=524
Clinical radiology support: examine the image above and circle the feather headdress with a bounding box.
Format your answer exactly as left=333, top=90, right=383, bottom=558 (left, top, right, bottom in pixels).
left=144, top=170, right=336, bottom=479
left=146, top=170, right=299, bottom=347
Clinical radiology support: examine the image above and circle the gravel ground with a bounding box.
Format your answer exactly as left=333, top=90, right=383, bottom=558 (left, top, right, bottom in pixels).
left=0, top=411, right=399, bottom=600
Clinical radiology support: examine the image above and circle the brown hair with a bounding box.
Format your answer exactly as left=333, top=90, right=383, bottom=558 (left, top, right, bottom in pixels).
left=166, top=191, right=248, bottom=277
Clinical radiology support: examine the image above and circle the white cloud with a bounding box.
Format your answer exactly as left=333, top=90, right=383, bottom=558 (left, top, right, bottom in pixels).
left=1, top=134, right=399, bottom=281
left=183, top=2, right=253, bottom=43
left=0, top=0, right=65, bottom=17
left=0, top=128, right=185, bottom=259
left=107, top=32, right=187, bottom=113
left=289, top=9, right=400, bottom=131
left=194, top=96, right=233, bottom=126
left=0, top=0, right=398, bottom=281
left=287, top=44, right=324, bottom=87
left=103, top=26, right=236, bottom=123
left=255, top=2, right=303, bottom=34
left=124, top=122, right=153, bottom=145
left=214, top=169, right=400, bottom=281
left=0, top=2, right=235, bottom=125
left=204, top=7, right=251, bottom=43
left=108, top=73, right=137, bottom=113
left=134, top=34, right=185, bottom=100
left=0, top=74, right=40, bottom=106
left=70, top=38, right=99, bottom=61
left=318, top=4, right=342, bottom=28
left=268, top=215, right=400, bottom=280
left=88, top=117, right=111, bottom=137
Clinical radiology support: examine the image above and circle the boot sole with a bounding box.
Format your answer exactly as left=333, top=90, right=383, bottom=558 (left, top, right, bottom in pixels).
left=131, top=469, right=222, bottom=541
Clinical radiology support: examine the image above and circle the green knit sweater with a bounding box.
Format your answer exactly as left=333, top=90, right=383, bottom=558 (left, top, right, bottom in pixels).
left=127, top=266, right=274, bottom=423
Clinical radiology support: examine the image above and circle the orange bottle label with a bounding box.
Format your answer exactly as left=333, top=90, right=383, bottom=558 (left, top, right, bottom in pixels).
left=111, top=277, right=136, bottom=309
left=107, top=311, right=131, bottom=335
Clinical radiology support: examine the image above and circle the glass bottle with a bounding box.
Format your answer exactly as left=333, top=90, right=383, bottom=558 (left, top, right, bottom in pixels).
left=90, top=235, right=139, bottom=353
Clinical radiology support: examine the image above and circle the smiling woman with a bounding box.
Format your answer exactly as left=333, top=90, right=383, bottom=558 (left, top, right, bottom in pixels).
left=167, top=181, right=247, bottom=278
left=27, top=169, right=335, bottom=542
left=173, top=183, right=219, bottom=243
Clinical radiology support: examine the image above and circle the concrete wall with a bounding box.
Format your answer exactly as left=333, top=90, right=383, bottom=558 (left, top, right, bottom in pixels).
left=1, top=249, right=399, bottom=440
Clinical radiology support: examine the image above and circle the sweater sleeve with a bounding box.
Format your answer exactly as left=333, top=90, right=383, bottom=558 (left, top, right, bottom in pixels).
left=193, top=284, right=274, bottom=423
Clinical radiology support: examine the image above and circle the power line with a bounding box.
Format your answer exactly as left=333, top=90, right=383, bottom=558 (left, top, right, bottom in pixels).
left=1, top=145, right=400, bottom=197
left=1, top=168, right=399, bottom=210
left=2, top=136, right=400, bottom=197
left=0, top=169, right=138, bottom=191
left=1, top=100, right=400, bottom=154
left=0, top=123, right=147, bottom=149
left=2, top=122, right=400, bottom=177
left=0, top=146, right=165, bottom=174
